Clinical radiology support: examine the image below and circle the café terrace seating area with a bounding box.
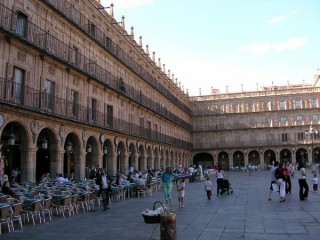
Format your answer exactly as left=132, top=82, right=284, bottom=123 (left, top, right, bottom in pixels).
left=0, top=177, right=163, bottom=235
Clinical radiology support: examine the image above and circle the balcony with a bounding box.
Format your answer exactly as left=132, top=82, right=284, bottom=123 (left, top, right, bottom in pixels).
left=0, top=3, right=192, bottom=131
left=43, top=0, right=192, bottom=115
left=0, top=78, right=193, bottom=149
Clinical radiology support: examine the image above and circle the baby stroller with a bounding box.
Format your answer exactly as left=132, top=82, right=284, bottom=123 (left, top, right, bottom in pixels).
left=221, top=178, right=233, bottom=195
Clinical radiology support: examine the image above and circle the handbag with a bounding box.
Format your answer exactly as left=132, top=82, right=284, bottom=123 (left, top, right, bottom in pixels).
left=272, top=183, right=279, bottom=192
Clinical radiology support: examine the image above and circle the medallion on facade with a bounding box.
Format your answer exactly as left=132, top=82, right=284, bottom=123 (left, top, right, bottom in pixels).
left=17, top=51, right=26, bottom=62
left=48, top=66, right=56, bottom=75
left=30, top=119, right=40, bottom=135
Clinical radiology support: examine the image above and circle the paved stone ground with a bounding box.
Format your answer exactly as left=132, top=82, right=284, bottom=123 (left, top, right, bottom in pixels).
left=2, top=169, right=320, bottom=240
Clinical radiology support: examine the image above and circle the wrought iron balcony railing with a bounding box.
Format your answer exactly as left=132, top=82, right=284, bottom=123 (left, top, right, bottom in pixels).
left=0, top=3, right=192, bottom=131
left=0, top=78, right=193, bottom=149
left=43, top=0, right=192, bottom=115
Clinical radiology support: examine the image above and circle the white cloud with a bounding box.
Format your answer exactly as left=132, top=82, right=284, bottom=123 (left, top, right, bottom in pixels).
left=237, top=43, right=272, bottom=54
left=101, top=0, right=152, bottom=9
left=237, top=37, right=307, bottom=55
left=273, top=37, right=307, bottom=51
left=268, top=15, right=286, bottom=24
left=268, top=9, right=299, bottom=24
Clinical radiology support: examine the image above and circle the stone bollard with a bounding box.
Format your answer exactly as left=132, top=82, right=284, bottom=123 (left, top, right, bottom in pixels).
left=160, top=210, right=176, bottom=240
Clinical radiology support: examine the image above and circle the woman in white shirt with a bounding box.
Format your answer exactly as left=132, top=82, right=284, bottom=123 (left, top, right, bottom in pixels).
left=298, top=163, right=309, bottom=200
left=216, top=165, right=225, bottom=196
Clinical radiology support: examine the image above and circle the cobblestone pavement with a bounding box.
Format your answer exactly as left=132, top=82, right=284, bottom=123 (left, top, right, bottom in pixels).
left=2, top=169, right=320, bottom=240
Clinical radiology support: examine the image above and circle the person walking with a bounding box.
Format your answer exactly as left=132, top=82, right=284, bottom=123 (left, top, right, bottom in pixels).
left=95, top=169, right=112, bottom=211
left=162, top=167, right=178, bottom=207
left=216, top=165, right=225, bottom=196
left=298, top=162, right=309, bottom=201
left=283, top=161, right=293, bottom=194
left=204, top=177, right=212, bottom=200
left=268, top=161, right=279, bottom=201
left=176, top=177, right=186, bottom=207
left=198, top=164, right=205, bottom=181
left=275, top=162, right=286, bottom=202
left=248, top=162, right=253, bottom=176
left=312, top=173, right=318, bottom=192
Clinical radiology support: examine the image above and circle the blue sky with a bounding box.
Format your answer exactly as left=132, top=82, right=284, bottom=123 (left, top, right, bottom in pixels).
left=100, top=0, right=320, bottom=96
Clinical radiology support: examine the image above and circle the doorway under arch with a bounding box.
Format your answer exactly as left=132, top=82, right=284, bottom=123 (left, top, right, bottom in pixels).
left=193, top=152, right=214, bottom=169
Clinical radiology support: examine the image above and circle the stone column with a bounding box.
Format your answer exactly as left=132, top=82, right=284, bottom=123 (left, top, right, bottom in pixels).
left=94, top=151, right=103, bottom=169
left=147, top=152, right=154, bottom=170
left=131, top=152, right=138, bottom=172
left=244, top=155, right=248, bottom=167
left=140, top=152, right=147, bottom=171
left=20, top=147, right=37, bottom=182
left=154, top=153, right=160, bottom=170
left=275, top=152, right=280, bottom=162
left=50, top=149, right=65, bottom=178
left=108, top=151, right=117, bottom=176
left=160, top=154, right=165, bottom=169
left=120, top=151, right=129, bottom=174
left=74, top=150, right=85, bottom=180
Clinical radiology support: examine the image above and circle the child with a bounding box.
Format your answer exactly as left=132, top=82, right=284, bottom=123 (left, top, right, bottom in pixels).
left=204, top=177, right=212, bottom=200
left=312, top=173, right=318, bottom=192
left=177, top=177, right=185, bottom=207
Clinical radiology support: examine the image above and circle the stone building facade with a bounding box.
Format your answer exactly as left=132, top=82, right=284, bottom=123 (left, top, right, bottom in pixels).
left=191, top=82, right=320, bottom=169
left=0, top=0, right=191, bottom=182
left=0, top=0, right=318, bottom=182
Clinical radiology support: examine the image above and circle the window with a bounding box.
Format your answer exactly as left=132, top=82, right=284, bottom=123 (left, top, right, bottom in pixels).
left=12, top=67, right=24, bottom=103
left=106, top=105, right=113, bottom=127
left=91, top=98, right=97, bottom=122
left=282, top=133, right=288, bottom=142
left=146, top=120, right=151, bottom=138
left=313, top=114, right=318, bottom=121
left=16, top=12, right=27, bottom=37
left=154, top=123, right=158, bottom=135
left=89, top=23, right=96, bottom=37
left=267, top=101, right=272, bottom=111
left=297, top=132, right=304, bottom=141
left=311, top=98, right=317, bottom=107
left=71, top=7, right=80, bottom=23
left=46, top=32, right=56, bottom=53
left=280, top=116, right=286, bottom=123
left=279, top=100, right=286, bottom=110
left=140, top=117, right=145, bottom=128
left=104, top=36, right=111, bottom=49
left=71, top=47, right=79, bottom=66
left=295, top=100, right=302, bottom=108
left=268, top=134, right=273, bottom=145
left=87, top=61, right=96, bottom=76
left=71, top=90, right=79, bottom=117
left=267, top=117, right=272, bottom=124
left=44, top=80, right=55, bottom=110
left=296, top=115, right=302, bottom=121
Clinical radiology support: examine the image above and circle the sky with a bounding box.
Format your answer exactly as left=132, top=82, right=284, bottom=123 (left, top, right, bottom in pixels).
left=100, top=0, right=320, bottom=96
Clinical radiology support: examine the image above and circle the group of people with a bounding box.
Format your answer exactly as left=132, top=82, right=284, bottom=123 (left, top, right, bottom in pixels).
left=160, top=164, right=226, bottom=208
left=1, top=175, right=25, bottom=197
left=268, top=161, right=318, bottom=202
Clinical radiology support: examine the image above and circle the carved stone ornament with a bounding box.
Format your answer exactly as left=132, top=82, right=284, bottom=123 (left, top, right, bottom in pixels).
left=73, top=77, right=79, bottom=85
left=17, top=51, right=26, bottom=62
left=59, top=125, right=66, bottom=138
left=48, top=66, right=55, bottom=75
left=0, top=113, right=4, bottom=128
left=114, top=136, right=119, bottom=145
left=82, top=130, right=88, bottom=141
left=100, top=133, right=105, bottom=144
left=30, top=120, right=40, bottom=135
